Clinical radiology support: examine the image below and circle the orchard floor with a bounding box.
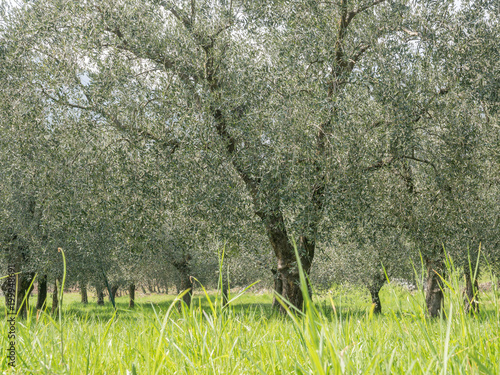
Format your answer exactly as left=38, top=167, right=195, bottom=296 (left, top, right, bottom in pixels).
left=1, top=283, right=499, bottom=374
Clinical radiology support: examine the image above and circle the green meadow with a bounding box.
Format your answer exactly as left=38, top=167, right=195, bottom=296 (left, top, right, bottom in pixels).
left=1, top=280, right=499, bottom=374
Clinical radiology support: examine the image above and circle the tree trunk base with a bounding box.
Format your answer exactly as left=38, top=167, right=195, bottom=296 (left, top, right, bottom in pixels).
left=425, top=258, right=445, bottom=318
left=129, top=284, right=135, bottom=308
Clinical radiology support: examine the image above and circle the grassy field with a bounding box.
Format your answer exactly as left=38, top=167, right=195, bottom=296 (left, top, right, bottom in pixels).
left=1, top=280, right=499, bottom=374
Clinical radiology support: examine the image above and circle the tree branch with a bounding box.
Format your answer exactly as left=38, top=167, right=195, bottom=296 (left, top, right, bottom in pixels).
left=41, top=87, right=179, bottom=154
left=364, top=156, right=396, bottom=173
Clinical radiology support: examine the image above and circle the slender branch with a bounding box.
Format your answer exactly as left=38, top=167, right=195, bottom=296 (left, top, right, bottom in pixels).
left=364, top=156, right=396, bottom=172
left=347, top=0, right=386, bottom=26
left=401, top=155, right=437, bottom=172
left=41, top=86, right=179, bottom=154
left=41, top=88, right=90, bottom=110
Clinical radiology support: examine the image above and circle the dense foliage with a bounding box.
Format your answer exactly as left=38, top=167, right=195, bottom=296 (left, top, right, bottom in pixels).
left=0, top=0, right=498, bottom=319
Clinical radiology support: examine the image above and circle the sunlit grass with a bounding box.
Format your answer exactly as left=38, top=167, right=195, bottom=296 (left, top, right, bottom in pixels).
left=1, top=277, right=499, bottom=374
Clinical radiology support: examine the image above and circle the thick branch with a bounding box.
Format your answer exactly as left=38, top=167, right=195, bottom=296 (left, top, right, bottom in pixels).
left=334, top=0, right=386, bottom=78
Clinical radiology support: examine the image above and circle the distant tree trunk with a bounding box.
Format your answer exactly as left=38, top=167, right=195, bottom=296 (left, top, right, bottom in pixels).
left=129, top=284, right=135, bottom=308
left=141, top=285, right=147, bottom=294
left=463, top=266, right=479, bottom=314
left=110, top=285, right=119, bottom=302
left=367, top=274, right=386, bottom=315
left=80, top=284, right=88, bottom=304
left=36, top=274, right=48, bottom=310
left=1, top=264, right=35, bottom=319
left=425, top=256, right=445, bottom=318
left=51, top=279, right=59, bottom=315
left=15, top=272, right=35, bottom=319
left=221, top=266, right=230, bottom=306
left=271, top=268, right=283, bottom=310
left=96, top=286, right=105, bottom=306
left=174, top=255, right=193, bottom=307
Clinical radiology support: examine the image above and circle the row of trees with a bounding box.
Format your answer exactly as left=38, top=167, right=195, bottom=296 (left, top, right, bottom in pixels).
left=1, top=0, right=498, bottom=317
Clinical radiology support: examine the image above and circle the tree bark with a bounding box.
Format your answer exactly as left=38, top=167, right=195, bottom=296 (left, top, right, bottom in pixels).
left=367, top=274, right=385, bottom=315
left=425, top=257, right=445, bottom=318
left=129, top=284, right=135, bottom=308
left=51, top=279, right=59, bottom=315
left=36, top=274, right=48, bottom=310
left=463, top=267, right=479, bottom=314
left=1, top=266, right=35, bottom=319
left=96, top=286, right=105, bottom=306
left=80, top=283, right=88, bottom=304
left=173, top=255, right=193, bottom=307
left=221, top=269, right=229, bottom=306
left=16, top=272, right=35, bottom=319
left=110, top=285, right=119, bottom=303
left=260, top=212, right=315, bottom=314
left=271, top=268, right=283, bottom=310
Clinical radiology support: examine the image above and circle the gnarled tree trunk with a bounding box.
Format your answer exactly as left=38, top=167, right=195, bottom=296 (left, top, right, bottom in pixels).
left=261, top=212, right=315, bottom=314
left=80, top=284, right=88, bottom=304
left=129, top=284, right=135, bottom=308
left=51, top=279, right=59, bottom=315
left=221, top=272, right=229, bottom=307
left=271, top=268, right=283, bottom=310
left=463, top=267, right=479, bottom=314
left=110, top=285, right=119, bottom=303
left=425, top=257, right=445, bottom=318
left=96, top=286, right=105, bottom=306
left=367, top=273, right=386, bottom=315
left=1, top=265, right=35, bottom=319
left=36, top=274, right=48, bottom=310
left=173, top=255, right=193, bottom=307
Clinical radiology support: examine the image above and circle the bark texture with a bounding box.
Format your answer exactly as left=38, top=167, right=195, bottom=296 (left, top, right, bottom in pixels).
left=367, top=274, right=386, bottom=315
left=463, top=268, right=479, bottom=314
left=80, top=284, right=88, bottom=304
left=36, top=274, right=48, bottom=310
left=96, top=286, right=105, bottom=306
left=129, top=284, right=135, bottom=308
left=173, top=255, right=193, bottom=307
left=271, top=268, right=283, bottom=310
left=51, top=279, right=59, bottom=315
left=425, top=257, right=445, bottom=318
left=110, top=285, right=119, bottom=302
left=1, top=264, right=35, bottom=318
left=260, top=213, right=315, bottom=313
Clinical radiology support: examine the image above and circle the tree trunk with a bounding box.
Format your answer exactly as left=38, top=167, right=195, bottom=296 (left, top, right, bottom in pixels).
left=271, top=268, right=283, bottom=310
left=80, top=284, right=88, bottom=304
left=110, top=285, right=119, bottom=302
left=367, top=274, right=385, bottom=315
left=129, top=284, right=135, bottom=308
left=51, top=279, right=59, bottom=315
left=221, top=269, right=229, bottom=306
left=36, top=274, right=48, bottom=310
left=463, top=268, right=479, bottom=314
left=425, top=257, right=445, bottom=318
left=8, top=271, right=35, bottom=319
left=96, top=286, right=105, bottom=306
left=1, top=265, right=35, bottom=319
left=261, top=211, right=315, bottom=314
left=174, top=255, right=193, bottom=307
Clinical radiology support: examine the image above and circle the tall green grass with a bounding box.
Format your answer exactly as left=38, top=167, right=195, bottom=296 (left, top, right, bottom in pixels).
left=1, top=251, right=499, bottom=374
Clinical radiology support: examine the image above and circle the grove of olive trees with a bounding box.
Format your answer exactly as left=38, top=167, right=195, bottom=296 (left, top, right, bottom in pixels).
left=1, top=0, right=498, bottom=319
